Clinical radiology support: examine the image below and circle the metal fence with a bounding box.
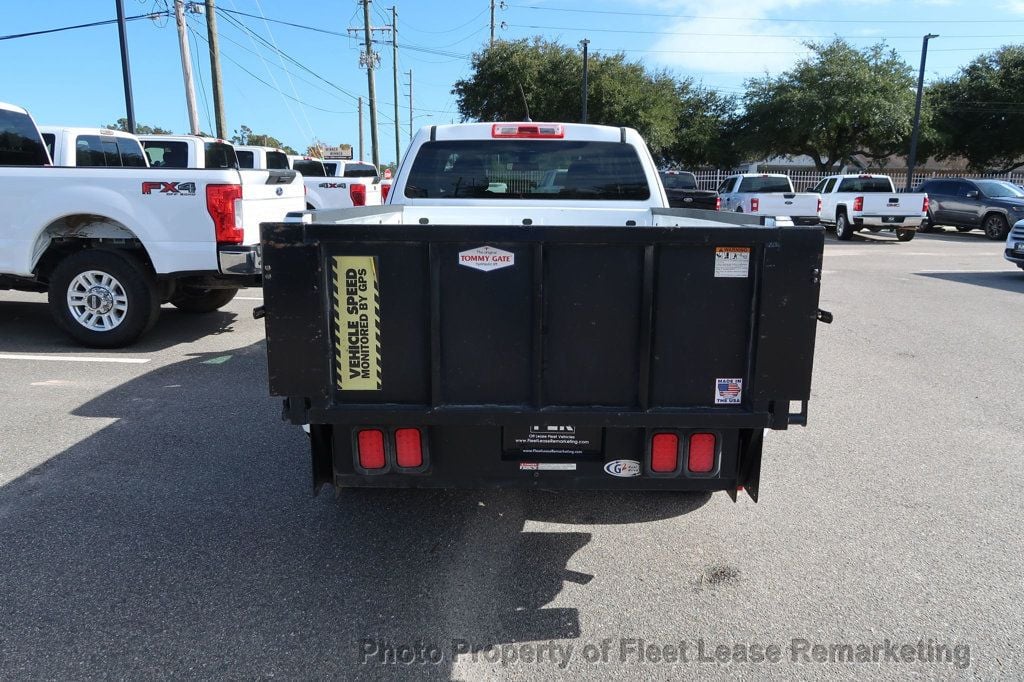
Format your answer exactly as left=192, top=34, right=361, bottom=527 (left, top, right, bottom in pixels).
left=690, top=169, right=1024, bottom=192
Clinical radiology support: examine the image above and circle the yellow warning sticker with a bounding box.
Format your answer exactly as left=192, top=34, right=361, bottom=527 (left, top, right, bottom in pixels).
left=332, top=256, right=382, bottom=391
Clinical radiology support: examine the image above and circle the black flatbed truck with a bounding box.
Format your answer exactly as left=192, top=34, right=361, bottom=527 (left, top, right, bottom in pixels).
left=260, top=207, right=826, bottom=501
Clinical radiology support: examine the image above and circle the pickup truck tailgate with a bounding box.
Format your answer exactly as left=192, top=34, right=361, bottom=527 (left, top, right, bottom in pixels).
left=262, top=221, right=823, bottom=424
left=755, top=194, right=819, bottom=217
left=237, top=169, right=305, bottom=244
left=860, top=193, right=924, bottom=216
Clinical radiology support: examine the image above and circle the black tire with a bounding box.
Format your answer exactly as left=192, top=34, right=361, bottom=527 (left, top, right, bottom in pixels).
left=48, top=249, right=160, bottom=348
left=895, top=229, right=915, bottom=242
left=170, top=287, right=238, bottom=313
left=983, top=213, right=1009, bottom=240
left=835, top=211, right=855, bottom=240
left=918, top=213, right=935, bottom=233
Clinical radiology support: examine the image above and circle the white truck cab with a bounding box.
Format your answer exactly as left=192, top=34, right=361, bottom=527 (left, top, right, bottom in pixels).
left=39, top=126, right=148, bottom=167
left=813, top=173, right=927, bottom=241
left=235, top=144, right=290, bottom=170
left=138, top=134, right=238, bottom=169
left=288, top=155, right=382, bottom=209
left=717, top=173, right=820, bottom=225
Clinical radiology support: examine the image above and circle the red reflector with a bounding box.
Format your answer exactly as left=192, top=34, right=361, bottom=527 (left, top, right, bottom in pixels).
left=853, top=196, right=864, bottom=212
left=750, top=198, right=759, bottom=212
left=350, top=183, right=367, bottom=206
left=357, top=429, right=386, bottom=469
left=651, top=433, right=679, bottom=473
left=688, top=433, right=716, bottom=473
left=395, top=428, right=423, bottom=468
left=381, top=183, right=391, bottom=202
left=206, top=184, right=243, bottom=245
left=715, top=196, right=721, bottom=211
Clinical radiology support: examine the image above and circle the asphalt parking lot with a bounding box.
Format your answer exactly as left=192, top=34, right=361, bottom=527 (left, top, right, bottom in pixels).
left=1, top=229, right=1022, bottom=679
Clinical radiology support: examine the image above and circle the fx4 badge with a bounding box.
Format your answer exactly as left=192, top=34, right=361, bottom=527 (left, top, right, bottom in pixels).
left=142, top=181, right=197, bottom=196
left=318, top=182, right=347, bottom=189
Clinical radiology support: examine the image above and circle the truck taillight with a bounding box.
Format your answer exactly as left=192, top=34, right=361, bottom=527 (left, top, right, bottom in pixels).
left=350, top=183, right=367, bottom=206
left=651, top=433, right=680, bottom=473
left=853, top=196, right=864, bottom=212
left=206, top=184, right=243, bottom=245
left=750, top=198, right=760, bottom=212
left=715, top=196, right=721, bottom=211
left=687, top=433, right=716, bottom=473
left=381, top=183, right=391, bottom=202
left=357, top=429, right=386, bottom=469
left=817, top=197, right=822, bottom=214
left=395, top=428, right=423, bottom=468
left=923, top=195, right=929, bottom=213
left=491, top=123, right=564, bottom=138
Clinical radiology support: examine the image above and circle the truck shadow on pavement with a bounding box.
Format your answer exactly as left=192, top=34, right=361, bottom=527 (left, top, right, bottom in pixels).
left=916, top=270, right=1024, bottom=294
left=0, top=296, right=240, bottom=353
left=0, top=340, right=709, bottom=679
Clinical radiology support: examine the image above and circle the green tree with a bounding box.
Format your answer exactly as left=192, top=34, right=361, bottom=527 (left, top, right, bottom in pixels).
left=231, top=125, right=299, bottom=154
left=453, top=38, right=680, bottom=154
left=664, top=84, right=741, bottom=168
left=927, top=45, right=1024, bottom=172
left=104, top=118, right=172, bottom=135
left=739, top=39, right=916, bottom=170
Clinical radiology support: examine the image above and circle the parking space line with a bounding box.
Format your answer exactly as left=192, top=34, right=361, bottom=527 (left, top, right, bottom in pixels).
left=0, top=354, right=150, bottom=364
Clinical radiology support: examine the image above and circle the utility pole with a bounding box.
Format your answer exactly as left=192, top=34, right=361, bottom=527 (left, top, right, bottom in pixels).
left=490, top=0, right=495, bottom=45
left=114, top=0, right=136, bottom=133
left=906, top=33, right=938, bottom=190
left=174, top=0, right=200, bottom=135
left=363, top=0, right=380, bottom=168
left=391, top=6, right=400, bottom=166
left=407, top=69, right=413, bottom=141
left=580, top=39, right=590, bottom=124
left=358, top=96, right=364, bottom=161
left=204, top=0, right=227, bottom=139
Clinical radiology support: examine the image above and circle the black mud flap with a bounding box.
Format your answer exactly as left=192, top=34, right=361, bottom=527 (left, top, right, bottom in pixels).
left=727, top=428, right=764, bottom=502
left=309, top=424, right=334, bottom=494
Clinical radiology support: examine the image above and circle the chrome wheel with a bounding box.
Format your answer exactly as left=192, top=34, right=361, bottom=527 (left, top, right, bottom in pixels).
left=66, top=270, right=128, bottom=331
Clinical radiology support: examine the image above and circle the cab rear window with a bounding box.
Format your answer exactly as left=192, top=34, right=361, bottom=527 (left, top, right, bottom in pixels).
left=266, top=151, right=289, bottom=169
left=837, top=177, right=893, bottom=192
left=404, top=140, right=650, bottom=200
left=737, top=176, right=793, bottom=193
left=204, top=142, right=237, bottom=169
left=343, top=162, right=378, bottom=178
left=236, top=150, right=255, bottom=168
left=293, top=160, right=327, bottom=177
left=0, top=109, right=50, bottom=165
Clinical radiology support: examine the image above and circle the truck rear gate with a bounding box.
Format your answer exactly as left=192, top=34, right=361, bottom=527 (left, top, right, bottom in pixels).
left=261, top=216, right=824, bottom=500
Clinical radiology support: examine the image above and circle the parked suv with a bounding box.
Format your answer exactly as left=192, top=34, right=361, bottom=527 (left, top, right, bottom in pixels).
left=916, top=178, right=1024, bottom=240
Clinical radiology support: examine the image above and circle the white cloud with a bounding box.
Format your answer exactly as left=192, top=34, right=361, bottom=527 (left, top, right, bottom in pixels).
left=636, top=0, right=830, bottom=77
left=1000, top=0, right=1024, bottom=13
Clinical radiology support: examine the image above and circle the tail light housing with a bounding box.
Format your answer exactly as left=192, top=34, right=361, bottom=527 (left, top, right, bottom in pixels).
left=350, top=183, right=367, bottom=206
left=715, top=196, right=721, bottom=211
left=381, top=183, right=391, bottom=202
left=356, top=429, right=386, bottom=470
left=817, top=197, right=822, bottom=214
left=491, top=123, right=564, bottom=138
left=852, top=196, right=864, bottom=212
left=922, top=195, right=929, bottom=213
left=650, top=433, right=680, bottom=473
left=206, top=184, right=243, bottom=244
left=687, top=433, right=717, bottom=473
left=750, top=198, right=760, bottom=212
left=395, top=428, right=423, bottom=468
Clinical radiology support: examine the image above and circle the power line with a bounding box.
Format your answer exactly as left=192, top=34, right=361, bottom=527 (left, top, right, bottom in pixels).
left=0, top=12, right=168, bottom=41
left=217, top=6, right=345, bottom=36
left=505, top=23, right=1024, bottom=41
left=509, top=3, right=1024, bottom=24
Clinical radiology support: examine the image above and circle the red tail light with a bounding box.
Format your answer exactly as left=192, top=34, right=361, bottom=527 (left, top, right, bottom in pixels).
left=817, top=197, right=822, bottom=214
left=852, top=196, right=864, bottom=212
left=651, top=433, right=680, bottom=473
left=750, top=198, right=760, bottom=212
left=688, top=433, right=716, bottom=473
left=922, top=195, right=929, bottom=213
left=206, top=184, right=243, bottom=245
left=715, top=196, right=721, bottom=211
left=357, top=429, right=386, bottom=469
left=350, top=183, right=367, bottom=207
left=491, top=123, right=564, bottom=138
left=381, top=183, right=391, bottom=202
left=395, top=428, right=423, bottom=468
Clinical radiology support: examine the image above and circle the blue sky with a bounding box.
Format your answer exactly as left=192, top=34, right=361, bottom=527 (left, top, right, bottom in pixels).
left=3, top=0, right=1023, bottom=164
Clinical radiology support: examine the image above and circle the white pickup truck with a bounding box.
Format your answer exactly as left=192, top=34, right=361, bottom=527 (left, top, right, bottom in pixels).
left=0, top=102, right=304, bottom=347
left=813, top=174, right=928, bottom=242
left=717, top=173, right=821, bottom=225
left=235, top=144, right=290, bottom=171
left=288, top=155, right=382, bottom=210
left=138, top=134, right=239, bottom=169
left=39, top=126, right=149, bottom=168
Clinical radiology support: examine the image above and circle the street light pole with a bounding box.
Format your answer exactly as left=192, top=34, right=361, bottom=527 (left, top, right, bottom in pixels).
left=906, top=33, right=938, bottom=190
left=114, top=0, right=136, bottom=133
left=580, top=39, right=590, bottom=124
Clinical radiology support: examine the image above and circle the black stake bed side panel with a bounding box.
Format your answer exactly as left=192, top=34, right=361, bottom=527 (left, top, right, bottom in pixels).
left=261, top=220, right=824, bottom=432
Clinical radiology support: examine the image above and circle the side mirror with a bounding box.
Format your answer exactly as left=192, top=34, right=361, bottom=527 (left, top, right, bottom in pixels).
left=966, top=190, right=979, bottom=199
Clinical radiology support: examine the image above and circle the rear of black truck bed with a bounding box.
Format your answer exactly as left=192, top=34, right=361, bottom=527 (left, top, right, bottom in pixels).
left=260, top=212, right=825, bottom=500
